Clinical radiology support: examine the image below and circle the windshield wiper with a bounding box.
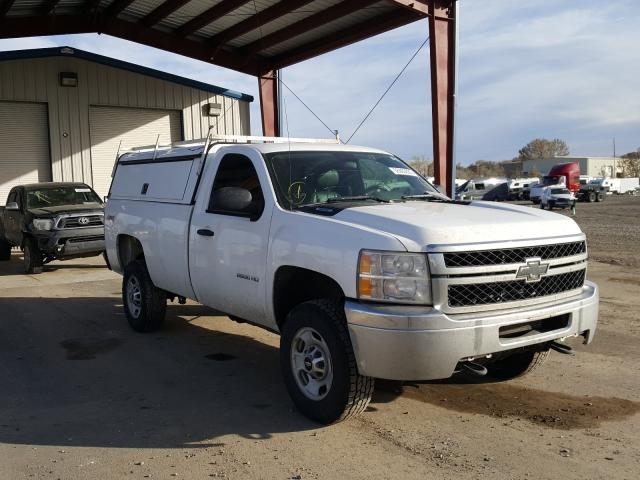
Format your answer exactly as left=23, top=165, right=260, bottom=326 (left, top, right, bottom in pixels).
left=327, top=195, right=389, bottom=203
left=402, top=192, right=470, bottom=205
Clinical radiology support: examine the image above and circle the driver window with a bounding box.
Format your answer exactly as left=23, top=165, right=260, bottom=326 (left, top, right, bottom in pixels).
left=207, top=154, right=264, bottom=217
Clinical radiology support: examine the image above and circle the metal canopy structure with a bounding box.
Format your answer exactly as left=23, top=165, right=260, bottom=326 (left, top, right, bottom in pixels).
left=0, top=0, right=457, bottom=194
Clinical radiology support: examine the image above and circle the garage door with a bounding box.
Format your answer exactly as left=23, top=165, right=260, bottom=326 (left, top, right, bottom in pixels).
left=89, top=106, right=182, bottom=197
left=0, top=101, right=51, bottom=205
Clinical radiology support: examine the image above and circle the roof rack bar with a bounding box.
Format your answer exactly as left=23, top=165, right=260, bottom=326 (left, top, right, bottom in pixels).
left=207, top=133, right=341, bottom=144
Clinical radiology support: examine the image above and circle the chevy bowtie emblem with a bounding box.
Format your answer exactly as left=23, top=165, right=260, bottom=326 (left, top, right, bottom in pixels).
left=516, top=257, right=549, bottom=283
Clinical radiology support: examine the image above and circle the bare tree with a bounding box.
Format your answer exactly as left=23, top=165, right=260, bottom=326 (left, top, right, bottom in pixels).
left=518, top=138, right=570, bottom=160
left=619, top=148, right=640, bottom=177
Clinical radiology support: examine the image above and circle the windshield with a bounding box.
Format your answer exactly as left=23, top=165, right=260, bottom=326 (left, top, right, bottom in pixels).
left=542, top=175, right=563, bottom=186
left=263, top=151, right=438, bottom=208
left=551, top=188, right=570, bottom=194
left=26, top=186, right=102, bottom=209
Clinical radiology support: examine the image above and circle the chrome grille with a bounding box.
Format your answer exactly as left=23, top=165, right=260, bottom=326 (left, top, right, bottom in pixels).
left=447, top=269, right=586, bottom=307
left=443, top=241, right=586, bottom=267
left=58, top=215, right=104, bottom=228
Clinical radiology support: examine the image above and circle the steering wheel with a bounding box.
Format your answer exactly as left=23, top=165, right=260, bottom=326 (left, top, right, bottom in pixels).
left=365, top=183, right=391, bottom=195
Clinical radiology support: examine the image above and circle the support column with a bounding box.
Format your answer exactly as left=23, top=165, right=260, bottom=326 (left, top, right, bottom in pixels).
left=428, top=0, right=456, bottom=196
left=258, top=69, right=281, bottom=136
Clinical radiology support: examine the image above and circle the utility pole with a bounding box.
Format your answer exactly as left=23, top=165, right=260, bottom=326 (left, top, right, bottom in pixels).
left=613, top=137, right=617, bottom=178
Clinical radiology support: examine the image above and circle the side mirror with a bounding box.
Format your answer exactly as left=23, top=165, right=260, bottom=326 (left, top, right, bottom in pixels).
left=5, top=201, right=19, bottom=211
left=212, top=187, right=253, bottom=215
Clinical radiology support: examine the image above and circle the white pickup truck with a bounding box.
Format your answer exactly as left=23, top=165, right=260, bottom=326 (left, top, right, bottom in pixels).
left=105, top=135, right=599, bottom=424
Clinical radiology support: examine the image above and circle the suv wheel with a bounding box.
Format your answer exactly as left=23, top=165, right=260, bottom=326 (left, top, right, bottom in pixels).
left=280, top=299, right=374, bottom=424
left=122, top=260, right=166, bottom=332
left=0, top=238, right=11, bottom=261
left=485, top=349, right=549, bottom=380
left=23, top=238, right=43, bottom=274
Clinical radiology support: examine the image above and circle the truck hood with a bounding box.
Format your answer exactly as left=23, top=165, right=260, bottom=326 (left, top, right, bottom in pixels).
left=27, top=203, right=103, bottom=217
left=334, top=200, right=582, bottom=249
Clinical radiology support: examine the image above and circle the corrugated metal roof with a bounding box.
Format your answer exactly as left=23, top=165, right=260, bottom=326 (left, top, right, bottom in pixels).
left=0, top=0, right=426, bottom=74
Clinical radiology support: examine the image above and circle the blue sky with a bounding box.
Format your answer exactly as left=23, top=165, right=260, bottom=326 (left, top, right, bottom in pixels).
left=1, top=0, right=638, bottom=165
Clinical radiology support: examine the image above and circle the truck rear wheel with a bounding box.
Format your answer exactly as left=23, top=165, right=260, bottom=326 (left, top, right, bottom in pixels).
left=23, top=238, right=43, bottom=274
left=596, top=192, right=604, bottom=202
left=485, top=349, right=549, bottom=380
left=280, top=299, right=374, bottom=424
left=122, top=260, right=166, bottom=332
left=0, top=238, right=11, bottom=261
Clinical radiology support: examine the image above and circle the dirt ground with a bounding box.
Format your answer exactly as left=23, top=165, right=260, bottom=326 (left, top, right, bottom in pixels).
left=1, top=196, right=639, bottom=480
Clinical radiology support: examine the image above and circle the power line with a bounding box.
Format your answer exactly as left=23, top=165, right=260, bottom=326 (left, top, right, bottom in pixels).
left=345, top=36, right=429, bottom=144
left=278, top=78, right=337, bottom=138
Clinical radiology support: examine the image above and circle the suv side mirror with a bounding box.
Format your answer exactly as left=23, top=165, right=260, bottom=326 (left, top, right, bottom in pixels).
left=5, top=201, right=19, bottom=211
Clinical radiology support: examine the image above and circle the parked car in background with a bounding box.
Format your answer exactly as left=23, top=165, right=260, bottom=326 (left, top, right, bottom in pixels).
left=105, top=134, right=598, bottom=425
left=456, top=177, right=507, bottom=201
left=0, top=183, right=105, bottom=273
left=540, top=187, right=576, bottom=210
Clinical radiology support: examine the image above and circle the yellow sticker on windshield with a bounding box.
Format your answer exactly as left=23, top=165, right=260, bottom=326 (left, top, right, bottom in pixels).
left=288, top=181, right=307, bottom=205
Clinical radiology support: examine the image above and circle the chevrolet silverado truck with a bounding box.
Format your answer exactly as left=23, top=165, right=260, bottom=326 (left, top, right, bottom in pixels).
left=105, top=134, right=599, bottom=424
left=0, top=182, right=105, bottom=273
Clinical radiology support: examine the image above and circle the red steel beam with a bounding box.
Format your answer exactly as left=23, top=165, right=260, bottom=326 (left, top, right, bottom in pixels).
left=258, top=70, right=280, bottom=136
left=174, top=0, right=251, bottom=38
left=389, top=0, right=429, bottom=15
left=268, top=9, right=423, bottom=71
left=207, top=0, right=314, bottom=50
left=242, top=0, right=381, bottom=59
left=428, top=0, right=456, bottom=196
left=140, top=0, right=191, bottom=28
left=0, top=14, right=258, bottom=75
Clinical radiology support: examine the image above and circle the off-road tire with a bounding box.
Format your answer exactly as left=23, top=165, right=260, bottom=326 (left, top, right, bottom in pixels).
left=485, top=349, right=549, bottom=381
left=588, top=191, right=596, bottom=202
left=596, top=192, right=605, bottom=202
left=122, top=259, right=166, bottom=332
left=280, top=299, right=374, bottom=424
left=0, top=238, right=11, bottom=261
left=23, top=238, right=43, bottom=274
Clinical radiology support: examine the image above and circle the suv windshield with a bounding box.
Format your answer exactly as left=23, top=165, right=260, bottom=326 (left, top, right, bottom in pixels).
left=26, top=185, right=102, bottom=209
left=263, top=151, right=437, bottom=208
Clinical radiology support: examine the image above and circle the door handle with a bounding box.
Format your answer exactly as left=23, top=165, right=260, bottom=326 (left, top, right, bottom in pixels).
left=197, top=228, right=214, bottom=237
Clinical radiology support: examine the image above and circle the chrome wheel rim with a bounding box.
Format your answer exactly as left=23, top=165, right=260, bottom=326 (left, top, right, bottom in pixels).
left=291, top=327, right=333, bottom=401
left=126, top=276, right=142, bottom=319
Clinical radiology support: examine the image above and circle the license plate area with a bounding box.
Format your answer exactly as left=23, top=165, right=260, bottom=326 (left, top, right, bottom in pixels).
left=499, top=313, right=570, bottom=339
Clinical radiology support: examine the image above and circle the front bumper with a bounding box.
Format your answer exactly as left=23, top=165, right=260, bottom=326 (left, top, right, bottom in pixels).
left=35, top=226, right=105, bottom=258
left=345, top=281, right=598, bottom=381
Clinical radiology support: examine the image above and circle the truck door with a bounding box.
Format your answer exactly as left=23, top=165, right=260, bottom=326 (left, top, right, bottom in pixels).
left=4, top=188, right=23, bottom=245
left=189, top=152, right=273, bottom=323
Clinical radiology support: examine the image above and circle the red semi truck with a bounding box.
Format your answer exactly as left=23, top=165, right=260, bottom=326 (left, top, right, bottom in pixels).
left=530, top=162, right=580, bottom=204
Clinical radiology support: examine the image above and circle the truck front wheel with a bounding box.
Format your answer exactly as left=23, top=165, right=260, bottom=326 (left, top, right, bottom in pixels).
left=122, top=260, right=166, bottom=332
left=485, top=349, right=549, bottom=380
left=280, top=299, right=374, bottom=424
left=23, top=238, right=43, bottom=274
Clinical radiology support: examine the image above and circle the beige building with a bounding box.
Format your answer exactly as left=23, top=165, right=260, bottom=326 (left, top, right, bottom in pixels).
left=0, top=46, right=252, bottom=202
left=521, top=156, right=621, bottom=178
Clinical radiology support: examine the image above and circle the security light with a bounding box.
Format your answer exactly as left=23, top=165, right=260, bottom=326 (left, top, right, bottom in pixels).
left=59, top=72, right=78, bottom=87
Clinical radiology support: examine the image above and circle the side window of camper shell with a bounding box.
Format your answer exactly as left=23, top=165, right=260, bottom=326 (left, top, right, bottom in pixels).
left=207, top=154, right=265, bottom=219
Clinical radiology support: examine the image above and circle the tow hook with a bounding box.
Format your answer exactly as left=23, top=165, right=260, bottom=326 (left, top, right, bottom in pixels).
left=456, top=361, right=488, bottom=377
left=549, top=341, right=574, bottom=355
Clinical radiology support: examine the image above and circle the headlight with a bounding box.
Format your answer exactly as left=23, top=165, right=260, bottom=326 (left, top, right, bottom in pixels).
left=31, top=219, right=54, bottom=231
left=357, top=250, right=431, bottom=304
